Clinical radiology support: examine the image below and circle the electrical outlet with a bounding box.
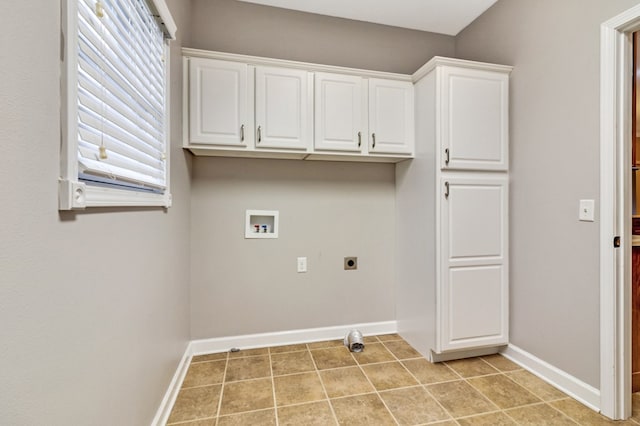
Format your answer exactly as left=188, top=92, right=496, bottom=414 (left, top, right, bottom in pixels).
left=344, top=257, right=357, bottom=270
left=297, top=257, right=307, bottom=273
left=579, top=199, right=595, bottom=222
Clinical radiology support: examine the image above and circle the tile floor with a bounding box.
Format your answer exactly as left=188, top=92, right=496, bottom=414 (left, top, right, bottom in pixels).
left=167, top=334, right=640, bottom=425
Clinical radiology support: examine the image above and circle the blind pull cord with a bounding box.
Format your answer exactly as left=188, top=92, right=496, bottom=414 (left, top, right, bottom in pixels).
left=95, top=1, right=104, bottom=18
left=96, top=1, right=108, bottom=160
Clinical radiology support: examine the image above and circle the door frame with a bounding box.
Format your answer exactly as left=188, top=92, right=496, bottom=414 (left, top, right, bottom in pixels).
left=600, top=4, right=640, bottom=419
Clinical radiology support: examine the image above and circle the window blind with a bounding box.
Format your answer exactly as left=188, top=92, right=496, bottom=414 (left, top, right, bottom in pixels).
left=76, top=0, right=168, bottom=191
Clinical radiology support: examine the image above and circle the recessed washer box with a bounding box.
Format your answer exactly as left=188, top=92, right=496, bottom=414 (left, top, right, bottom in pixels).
left=245, top=210, right=279, bottom=239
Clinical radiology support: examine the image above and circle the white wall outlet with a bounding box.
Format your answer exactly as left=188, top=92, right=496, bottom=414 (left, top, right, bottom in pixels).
left=579, top=199, right=595, bottom=222
left=297, top=257, right=307, bottom=273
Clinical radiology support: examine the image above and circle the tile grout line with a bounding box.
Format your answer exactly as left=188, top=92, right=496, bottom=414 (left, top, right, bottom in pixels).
left=308, top=343, right=340, bottom=425
left=381, top=341, right=457, bottom=424
left=462, top=374, right=509, bottom=414
left=431, top=357, right=504, bottom=419
left=439, top=360, right=465, bottom=381
left=267, top=346, right=280, bottom=426
left=214, top=351, right=230, bottom=420
left=548, top=400, right=610, bottom=425
left=176, top=359, right=228, bottom=391
left=501, top=369, right=574, bottom=405
left=445, top=357, right=526, bottom=417
left=354, top=337, right=408, bottom=426
left=497, top=367, right=557, bottom=405
left=166, top=416, right=216, bottom=426
left=478, top=356, right=582, bottom=424
left=449, top=407, right=509, bottom=421
left=475, top=359, right=581, bottom=424
left=500, top=401, right=580, bottom=426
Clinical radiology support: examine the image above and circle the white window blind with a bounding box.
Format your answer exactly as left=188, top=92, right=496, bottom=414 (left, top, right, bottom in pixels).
left=76, top=0, right=168, bottom=192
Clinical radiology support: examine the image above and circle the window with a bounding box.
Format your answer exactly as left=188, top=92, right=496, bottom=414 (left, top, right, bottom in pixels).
left=60, top=0, right=176, bottom=209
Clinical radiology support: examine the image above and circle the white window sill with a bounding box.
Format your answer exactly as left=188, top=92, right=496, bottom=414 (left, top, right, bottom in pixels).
left=59, top=179, right=172, bottom=210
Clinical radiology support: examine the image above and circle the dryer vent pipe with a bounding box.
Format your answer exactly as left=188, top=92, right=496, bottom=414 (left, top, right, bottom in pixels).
left=344, top=329, right=365, bottom=352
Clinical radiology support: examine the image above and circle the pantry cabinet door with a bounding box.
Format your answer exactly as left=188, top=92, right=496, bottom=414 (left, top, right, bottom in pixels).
left=255, top=66, right=311, bottom=150
left=438, top=175, right=509, bottom=352
left=368, top=79, right=414, bottom=155
left=314, top=73, right=365, bottom=152
left=440, top=67, right=508, bottom=171
left=189, top=57, right=249, bottom=147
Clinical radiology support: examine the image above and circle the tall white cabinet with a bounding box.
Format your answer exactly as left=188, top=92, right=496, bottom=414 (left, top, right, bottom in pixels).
left=396, top=57, right=512, bottom=361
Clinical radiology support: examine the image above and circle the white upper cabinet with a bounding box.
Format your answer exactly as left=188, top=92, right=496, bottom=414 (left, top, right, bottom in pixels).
left=189, top=57, right=249, bottom=147
left=368, top=79, right=414, bottom=155
left=183, top=49, right=415, bottom=162
left=439, top=175, right=508, bottom=352
left=255, top=66, right=311, bottom=150
left=314, top=72, right=365, bottom=152
left=440, top=66, right=509, bottom=171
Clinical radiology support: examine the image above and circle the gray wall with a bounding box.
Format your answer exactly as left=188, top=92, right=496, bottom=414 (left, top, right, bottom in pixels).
left=0, top=1, right=192, bottom=424
left=187, top=0, right=454, bottom=339
left=189, top=0, right=455, bottom=74
left=455, top=0, right=640, bottom=388
left=191, top=158, right=396, bottom=338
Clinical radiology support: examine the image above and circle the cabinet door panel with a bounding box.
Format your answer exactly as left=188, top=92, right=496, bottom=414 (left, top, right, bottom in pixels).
left=189, top=58, right=248, bottom=146
left=369, top=79, right=414, bottom=155
left=441, top=67, right=508, bottom=171
left=447, top=184, right=503, bottom=259
left=439, top=176, right=508, bottom=352
left=255, top=67, right=310, bottom=150
left=314, top=73, right=364, bottom=152
left=448, top=265, right=505, bottom=344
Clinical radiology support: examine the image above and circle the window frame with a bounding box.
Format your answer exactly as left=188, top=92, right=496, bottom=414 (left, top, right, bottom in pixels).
left=59, top=0, right=175, bottom=210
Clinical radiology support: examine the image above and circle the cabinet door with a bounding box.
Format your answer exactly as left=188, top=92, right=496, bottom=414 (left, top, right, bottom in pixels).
left=189, top=58, right=249, bottom=147
left=439, top=176, right=508, bottom=352
left=441, top=67, right=508, bottom=171
left=368, top=79, right=414, bottom=155
left=255, top=67, right=310, bottom=150
left=314, top=72, right=365, bottom=152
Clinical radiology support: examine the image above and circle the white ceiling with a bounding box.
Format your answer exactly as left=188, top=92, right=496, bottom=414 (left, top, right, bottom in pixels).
left=236, top=0, right=498, bottom=36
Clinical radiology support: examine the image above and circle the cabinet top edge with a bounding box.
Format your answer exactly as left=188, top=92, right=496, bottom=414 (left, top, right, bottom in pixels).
left=182, top=48, right=413, bottom=82
left=412, top=56, right=513, bottom=83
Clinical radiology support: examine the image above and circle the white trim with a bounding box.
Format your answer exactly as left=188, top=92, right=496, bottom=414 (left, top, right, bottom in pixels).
left=182, top=48, right=412, bottom=82
left=151, top=345, right=191, bottom=426
left=84, top=185, right=171, bottom=208
left=412, top=56, right=512, bottom=83
left=149, top=0, right=177, bottom=39
left=501, top=344, right=601, bottom=411
left=190, top=321, right=397, bottom=356
left=600, top=3, right=640, bottom=420
left=60, top=0, right=79, bottom=194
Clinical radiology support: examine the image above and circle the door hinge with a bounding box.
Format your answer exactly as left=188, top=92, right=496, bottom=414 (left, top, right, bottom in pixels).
left=613, top=236, right=621, bottom=248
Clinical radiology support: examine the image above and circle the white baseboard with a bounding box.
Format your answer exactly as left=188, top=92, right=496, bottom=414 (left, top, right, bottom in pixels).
left=153, top=320, right=397, bottom=425
left=151, top=346, right=192, bottom=426
left=500, top=344, right=600, bottom=411
left=190, top=320, right=397, bottom=355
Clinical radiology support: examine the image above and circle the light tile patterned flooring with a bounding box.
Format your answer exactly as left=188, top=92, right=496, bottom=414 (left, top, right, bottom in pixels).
left=167, top=334, right=640, bottom=425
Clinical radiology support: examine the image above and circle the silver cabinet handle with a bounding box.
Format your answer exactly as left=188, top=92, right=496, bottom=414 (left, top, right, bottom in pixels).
left=445, top=148, right=450, bottom=165
left=372, top=133, right=376, bottom=149
left=257, top=125, right=261, bottom=143
left=358, top=131, right=361, bottom=148
left=444, top=182, right=450, bottom=198
left=240, top=124, right=245, bottom=142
